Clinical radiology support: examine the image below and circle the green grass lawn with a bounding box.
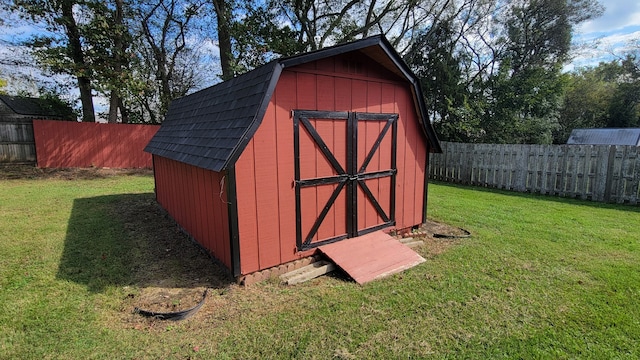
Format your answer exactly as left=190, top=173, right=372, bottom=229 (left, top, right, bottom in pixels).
left=1, top=170, right=639, bottom=359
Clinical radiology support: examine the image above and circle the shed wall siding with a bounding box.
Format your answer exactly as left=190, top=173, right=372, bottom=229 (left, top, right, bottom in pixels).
left=235, top=60, right=428, bottom=274
left=153, top=155, right=232, bottom=269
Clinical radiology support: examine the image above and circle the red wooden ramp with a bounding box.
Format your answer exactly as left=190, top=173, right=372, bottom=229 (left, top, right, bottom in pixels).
left=318, top=230, right=425, bottom=284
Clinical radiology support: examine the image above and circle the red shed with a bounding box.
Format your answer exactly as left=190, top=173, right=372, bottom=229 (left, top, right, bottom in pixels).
left=145, top=36, right=441, bottom=278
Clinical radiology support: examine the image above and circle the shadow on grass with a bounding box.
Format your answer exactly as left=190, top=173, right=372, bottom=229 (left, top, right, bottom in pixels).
left=57, top=193, right=233, bottom=293
left=431, top=180, right=640, bottom=213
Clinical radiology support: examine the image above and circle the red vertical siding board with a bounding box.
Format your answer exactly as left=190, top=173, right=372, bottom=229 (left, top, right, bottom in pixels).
left=253, top=100, right=282, bottom=269
left=165, top=159, right=173, bottom=210
left=200, top=168, right=213, bottom=255
left=274, top=71, right=298, bottom=264
left=415, top=132, right=427, bottom=224
left=209, top=171, right=221, bottom=258
left=352, top=79, right=367, bottom=231
left=181, top=163, right=190, bottom=229
left=314, top=121, right=337, bottom=241
left=193, top=166, right=204, bottom=248
left=155, top=156, right=165, bottom=207
left=316, top=75, right=338, bottom=239
left=212, top=170, right=224, bottom=265
left=335, top=77, right=352, bottom=111
left=409, top=103, right=427, bottom=225
left=379, top=83, right=395, bottom=223
left=315, top=57, right=335, bottom=72
left=332, top=77, right=351, bottom=238
left=153, top=156, right=232, bottom=270
left=366, top=82, right=383, bottom=227
left=209, top=169, right=227, bottom=269
left=299, top=125, right=317, bottom=243
left=188, top=165, right=198, bottom=239
left=297, top=72, right=317, bottom=110
left=399, top=87, right=416, bottom=229
left=394, top=86, right=407, bottom=228
left=220, top=171, right=231, bottom=267
left=196, top=167, right=205, bottom=248
left=173, top=161, right=181, bottom=224
left=235, top=140, right=260, bottom=274
left=296, top=73, right=318, bottom=243
left=332, top=118, right=348, bottom=237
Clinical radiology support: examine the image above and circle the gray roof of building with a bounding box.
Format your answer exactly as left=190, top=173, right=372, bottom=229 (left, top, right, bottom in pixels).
left=567, top=128, right=640, bottom=146
left=145, top=35, right=441, bottom=172
left=0, top=95, right=73, bottom=118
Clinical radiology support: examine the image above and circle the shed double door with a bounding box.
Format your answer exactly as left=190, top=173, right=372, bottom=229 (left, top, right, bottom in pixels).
left=294, top=110, right=397, bottom=250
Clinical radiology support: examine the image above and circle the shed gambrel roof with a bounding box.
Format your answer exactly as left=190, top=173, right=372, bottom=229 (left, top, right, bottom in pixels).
left=145, top=35, right=442, bottom=172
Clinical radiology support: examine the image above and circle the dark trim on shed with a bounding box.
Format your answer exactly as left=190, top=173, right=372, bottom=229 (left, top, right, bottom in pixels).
left=226, top=165, right=241, bottom=277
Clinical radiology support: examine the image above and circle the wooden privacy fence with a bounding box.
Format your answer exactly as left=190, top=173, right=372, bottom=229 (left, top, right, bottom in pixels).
left=33, top=120, right=159, bottom=168
left=429, top=141, right=640, bottom=204
left=0, top=120, right=36, bottom=163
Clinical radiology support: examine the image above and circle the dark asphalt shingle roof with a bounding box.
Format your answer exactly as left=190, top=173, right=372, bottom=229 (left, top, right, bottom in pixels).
left=144, top=62, right=280, bottom=171
left=0, top=95, right=73, bottom=118
left=145, top=35, right=441, bottom=172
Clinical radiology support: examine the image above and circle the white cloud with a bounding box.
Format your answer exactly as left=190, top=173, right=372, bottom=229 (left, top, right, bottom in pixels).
left=577, top=0, right=640, bottom=34
left=568, top=0, right=640, bottom=69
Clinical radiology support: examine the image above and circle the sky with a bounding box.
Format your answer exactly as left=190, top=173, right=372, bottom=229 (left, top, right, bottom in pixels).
left=568, top=0, right=640, bottom=70
left=1, top=0, right=639, bottom=97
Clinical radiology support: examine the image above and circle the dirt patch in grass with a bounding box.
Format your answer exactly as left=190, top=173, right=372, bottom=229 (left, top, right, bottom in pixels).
left=416, top=220, right=469, bottom=257
left=0, top=164, right=152, bottom=180
left=113, top=214, right=465, bottom=328
left=106, top=193, right=235, bottom=328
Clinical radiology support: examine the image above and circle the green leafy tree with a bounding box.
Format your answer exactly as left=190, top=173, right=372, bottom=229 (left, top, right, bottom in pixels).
left=606, top=54, right=640, bottom=128
left=555, top=61, right=622, bottom=143
left=131, top=0, right=206, bottom=123
left=12, top=0, right=97, bottom=122
left=476, top=0, right=602, bottom=144
left=404, top=18, right=481, bottom=142
left=84, top=0, right=132, bottom=123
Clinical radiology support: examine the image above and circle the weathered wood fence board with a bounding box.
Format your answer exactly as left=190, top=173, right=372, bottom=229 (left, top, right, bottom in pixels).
left=33, top=120, right=160, bottom=168
left=429, top=142, right=640, bottom=205
left=0, top=121, right=36, bottom=163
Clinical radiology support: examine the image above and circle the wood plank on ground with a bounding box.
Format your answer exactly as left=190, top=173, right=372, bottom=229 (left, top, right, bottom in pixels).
left=318, top=230, right=425, bottom=284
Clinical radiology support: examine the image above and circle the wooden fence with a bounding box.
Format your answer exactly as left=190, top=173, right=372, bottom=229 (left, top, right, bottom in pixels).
left=429, top=142, right=640, bottom=204
left=0, top=120, right=36, bottom=163
left=33, top=120, right=159, bottom=168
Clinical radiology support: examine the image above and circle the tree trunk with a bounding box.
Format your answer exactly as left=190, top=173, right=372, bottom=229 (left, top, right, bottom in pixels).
left=61, top=0, right=95, bottom=122
left=212, top=0, right=234, bottom=81
left=108, top=92, right=119, bottom=123
left=108, top=0, right=128, bottom=123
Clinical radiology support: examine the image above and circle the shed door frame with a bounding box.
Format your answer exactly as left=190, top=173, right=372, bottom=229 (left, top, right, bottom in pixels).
left=294, top=110, right=398, bottom=251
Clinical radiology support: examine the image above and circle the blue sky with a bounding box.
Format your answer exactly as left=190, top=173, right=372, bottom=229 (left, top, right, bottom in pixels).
left=2, top=0, right=639, bottom=94
left=569, top=0, right=640, bottom=70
